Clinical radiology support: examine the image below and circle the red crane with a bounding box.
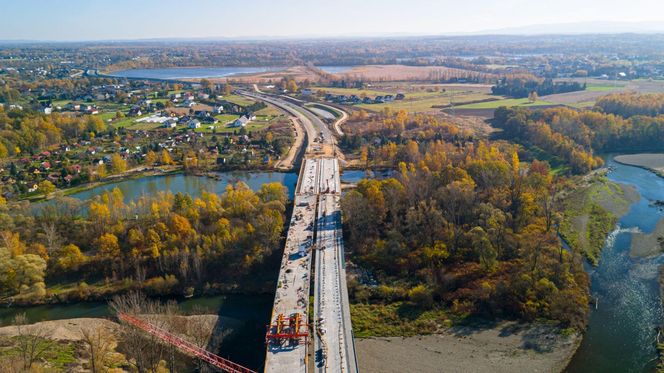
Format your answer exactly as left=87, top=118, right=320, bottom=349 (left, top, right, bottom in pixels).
left=117, top=312, right=256, bottom=373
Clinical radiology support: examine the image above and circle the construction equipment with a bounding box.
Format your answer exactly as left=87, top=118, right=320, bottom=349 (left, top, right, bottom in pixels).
left=265, top=312, right=309, bottom=344
left=117, top=312, right=256, bottom=373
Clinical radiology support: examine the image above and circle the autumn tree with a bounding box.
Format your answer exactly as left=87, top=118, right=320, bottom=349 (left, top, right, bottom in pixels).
left=161, top=149, right=174, bottom=165
left=110, top=153, right=127, bottom=174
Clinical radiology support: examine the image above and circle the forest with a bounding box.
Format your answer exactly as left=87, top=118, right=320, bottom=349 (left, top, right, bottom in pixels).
left=494, top=105, right=664, bottom=161
left=338, top=109, right=589, bottom=329
left=491, top=77, right=585, bottom=98
left=0, top=181, right=288, bottom=303
left=596, top=91, right=664, bottom=118
left=342, top=140, right=589, bottom=329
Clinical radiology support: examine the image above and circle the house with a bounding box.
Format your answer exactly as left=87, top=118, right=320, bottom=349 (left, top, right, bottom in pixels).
left=213, top=105, right=224, bottom=114
left=128, top=106, right=142, bottom=116
left=188, top=119, right=201, bottom=129
left=231, top=115, right=252, bottom=127
left=163, top=119, right=177, bottom=128
left=201, top=116, right=218, bottom=124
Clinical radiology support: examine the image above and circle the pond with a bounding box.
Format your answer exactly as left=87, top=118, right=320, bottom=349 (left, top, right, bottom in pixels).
left=566, top=157, right=664, bottom=373
left=46, top=171, right=298, bottom=206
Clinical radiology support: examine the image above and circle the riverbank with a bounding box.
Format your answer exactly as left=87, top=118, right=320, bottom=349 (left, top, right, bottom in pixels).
left=614, top=153, right=664, bottom=177
left=23, top=166, right=181, bottom=203
left=0, top=315, right=223, bottom=371
left=559, top=170, right=640, bottom=265
left=631, top=217, right=664, bottom=257
left=355, top=321, right=580, bottom=373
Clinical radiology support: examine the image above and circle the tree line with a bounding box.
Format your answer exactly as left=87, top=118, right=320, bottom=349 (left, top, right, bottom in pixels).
left=495, top=105, right=664, bottom=160
left=491, top=77, right=585, bottom=98
left=0, top=182, right=288, bottom=303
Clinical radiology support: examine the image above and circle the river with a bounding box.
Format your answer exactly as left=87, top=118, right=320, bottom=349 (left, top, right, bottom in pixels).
left=566, top=157, right=664, bottom=373
left=15, top=169, right=366, bottom=369
left=0, top=294, right=272, bottom=371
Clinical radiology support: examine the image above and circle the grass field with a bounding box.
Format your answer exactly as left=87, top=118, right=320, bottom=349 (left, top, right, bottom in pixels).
left=111, top=115, right=147, bottom=128
left=585, top=83, right=624, bottom=91
left=222, top=94, right=257, bottom=106
left=127, top=121, right=165, bottom=130
left=351, top=302, right=452, bottom=337
left=194, top=117, right=271, bottom=134
left=255, top=104, right=283, bottom=116
left=315, top=86, right=494, bottom=113
left=455, top=97, right=555, bottom=109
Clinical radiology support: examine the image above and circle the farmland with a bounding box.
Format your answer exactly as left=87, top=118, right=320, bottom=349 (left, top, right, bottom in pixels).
left=454, top=97, right=556, bottom=109
left=315, top=85, right=495, bottom=114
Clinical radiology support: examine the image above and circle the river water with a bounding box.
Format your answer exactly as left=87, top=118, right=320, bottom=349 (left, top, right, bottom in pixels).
left=0, top=294, right=272, bottom=371
left=17, top=161, right=664, bottom=371
left=566, top=158, right=664, bottom=373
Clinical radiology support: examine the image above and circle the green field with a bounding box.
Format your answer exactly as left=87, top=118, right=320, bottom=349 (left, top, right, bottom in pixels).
left=127, top=121, right=165, bottom=130
left=111, top=115, right=146, bottom=128
left=585, top=83, right=623, bottom=92
left=356, top=92, right=490, bottom=113
left=222, top=94, right=257, bottom=106
left=455, top=97, right=555, bottom=109
left=214, top=114, right=241, bottom=124
left=193, top=114, right=274, bottom=134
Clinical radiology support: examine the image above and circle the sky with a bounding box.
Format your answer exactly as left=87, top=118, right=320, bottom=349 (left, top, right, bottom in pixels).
left=2, top=0, right=664, bottom=41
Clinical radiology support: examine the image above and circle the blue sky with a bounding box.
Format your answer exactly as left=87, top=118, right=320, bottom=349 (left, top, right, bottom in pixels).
left=2, top=0, right=664, bottom=41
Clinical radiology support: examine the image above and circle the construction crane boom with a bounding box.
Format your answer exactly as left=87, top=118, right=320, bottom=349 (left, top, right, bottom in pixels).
left=117, top=312, right=256, bottom=373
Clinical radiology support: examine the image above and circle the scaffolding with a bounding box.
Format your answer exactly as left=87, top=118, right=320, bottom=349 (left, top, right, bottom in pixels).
left=265, top=313, right=309, bottom=344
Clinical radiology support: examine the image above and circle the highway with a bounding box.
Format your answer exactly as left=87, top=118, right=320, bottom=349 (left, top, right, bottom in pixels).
left=313, top=159, right=357, bottom=373
left=238, top=90, right=334, bottom=155
left=244, top=91, right=356, bottom=373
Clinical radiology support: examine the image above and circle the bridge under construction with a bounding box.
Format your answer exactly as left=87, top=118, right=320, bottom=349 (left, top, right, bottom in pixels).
left=114, top=92, right=357, bottom=373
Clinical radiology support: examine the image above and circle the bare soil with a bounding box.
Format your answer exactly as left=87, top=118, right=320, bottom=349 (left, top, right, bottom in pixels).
left=356, top=321, right=581, bottom=373
left=614, top=153, right=664, bottom=176
left=631, top=217, right=664, bottom=257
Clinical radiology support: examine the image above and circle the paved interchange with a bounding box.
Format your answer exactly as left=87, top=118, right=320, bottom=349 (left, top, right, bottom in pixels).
left=247, top=91, right=357, bottom=373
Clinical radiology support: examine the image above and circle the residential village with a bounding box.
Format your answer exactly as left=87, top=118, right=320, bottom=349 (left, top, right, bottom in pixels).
left=0, top=77, right=293, bottom=200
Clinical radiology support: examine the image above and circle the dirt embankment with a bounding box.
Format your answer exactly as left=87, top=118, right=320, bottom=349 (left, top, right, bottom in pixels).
left=356, top=321, right=581, bottom=373
left=631, top=217, right=664, bottom=257
left=614, top=153, right=664, bottom=177
left=0, top=318, right=119, bottom=341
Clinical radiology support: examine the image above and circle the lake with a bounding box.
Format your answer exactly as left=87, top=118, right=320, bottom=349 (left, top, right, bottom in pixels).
left=315, top=65, right=356, bottom=74
left=110, top=67, right=282, bottom=80
left=53, top=171, right=298, bottom=205
left=566, top=157, right=664, bottom=373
